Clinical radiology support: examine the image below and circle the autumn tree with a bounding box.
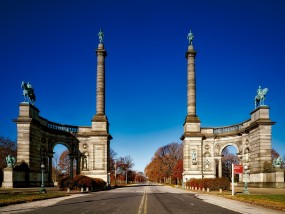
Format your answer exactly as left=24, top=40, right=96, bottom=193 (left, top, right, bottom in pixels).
left=134, top=172, right=147, bottom=183
left=57, top=150, right=76, bottom=177
left=116, top=155, right=134, bottom=183
left=272, top=148, right=285, bottom=169
left=58, top=150, right=70, bottom=175
left=0, top=136, right=17, bottom=169
left=52, top=153, right=62, bottom=182
left=0, top=136, right=17, bottom=185
left=145, top=142, right=182, bottom=184
left=221, top=147, right=239, bottom=180
left=109, top=148, right=118, bottom=184
left=172, top=159, right=183, bottom=184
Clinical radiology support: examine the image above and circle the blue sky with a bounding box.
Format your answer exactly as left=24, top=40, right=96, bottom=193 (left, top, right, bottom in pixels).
left=1, top=0, right=285, bottom=172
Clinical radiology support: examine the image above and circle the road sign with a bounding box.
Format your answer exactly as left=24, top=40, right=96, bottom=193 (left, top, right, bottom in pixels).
left=234, top=165, right=243, bottom=174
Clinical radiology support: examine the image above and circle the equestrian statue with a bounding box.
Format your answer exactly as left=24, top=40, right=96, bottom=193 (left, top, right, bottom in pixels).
left=21, top=81, right=36, bottom=105
left=255, top=86, right=268, bottom=108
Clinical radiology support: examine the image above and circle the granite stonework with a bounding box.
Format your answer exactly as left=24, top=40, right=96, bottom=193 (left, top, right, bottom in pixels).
left=182, top=42, right=283, bottom=187
left=2, top=168, right=13, bottom=188
left=2, top=42, right=111, bottom=188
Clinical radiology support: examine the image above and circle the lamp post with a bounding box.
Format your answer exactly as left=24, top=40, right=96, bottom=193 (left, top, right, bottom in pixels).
left=107, top=172, right=110, bottom=187
left=243, top=165, right=250, bottom=194
left=114, top=159, right=117, bottom=186
left=125, top=169, right=128, bottom=185
left=40, top=162, right=47, bottom=193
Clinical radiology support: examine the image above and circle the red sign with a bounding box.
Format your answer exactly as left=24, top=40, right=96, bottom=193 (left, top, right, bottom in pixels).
left=234, top=165, right=243, bottom=174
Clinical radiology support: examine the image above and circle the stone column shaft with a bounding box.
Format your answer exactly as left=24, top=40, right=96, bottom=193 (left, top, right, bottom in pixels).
left=48, top=155, right=53, bottom=182
left=70, top=157, right=74, bottom=179
left=186, top=45, right=197, bottom=116
left=218, top=158, right=222, bottom=178
left=96, top=44, right=107, bottom=115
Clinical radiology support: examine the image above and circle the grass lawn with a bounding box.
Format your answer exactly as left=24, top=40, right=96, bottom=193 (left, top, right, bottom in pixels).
left=0, top=192, right=69, bottom=207
left=180, top=186, right=285, bottom=211
left=223, top=194, right=285, bottom=211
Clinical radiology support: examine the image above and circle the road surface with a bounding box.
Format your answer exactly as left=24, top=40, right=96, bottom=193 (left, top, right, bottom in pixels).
left=1, top=183, right=240, bottom=214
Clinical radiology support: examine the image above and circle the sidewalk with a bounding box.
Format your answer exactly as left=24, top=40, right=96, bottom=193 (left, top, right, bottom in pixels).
left=187, top=186, right=285, bottom=214
left=0, top=186, right=61, bottom=194
left=194, top=193, right=285, bottom=214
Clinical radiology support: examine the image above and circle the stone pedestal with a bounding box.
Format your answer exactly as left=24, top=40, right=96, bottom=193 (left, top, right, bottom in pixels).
left=275, top=169, right=285, bottom=183
left=2, top=167, right=13, bottom=188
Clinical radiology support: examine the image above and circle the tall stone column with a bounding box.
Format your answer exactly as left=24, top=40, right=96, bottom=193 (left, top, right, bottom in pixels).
left=186, top=45, right=197, bottom=117
left=82, top=31, right=112, bottom=183
left=182, top=31, right=203, bottom=182
left=95, top=43, right=107, bottom=116
left=92, top=40, right=109, bottom=130
left=185, top=43, right=200, bottom=124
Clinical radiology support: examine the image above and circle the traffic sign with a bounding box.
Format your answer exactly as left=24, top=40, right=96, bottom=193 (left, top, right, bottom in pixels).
left=234, top=165, right=243, bottom=174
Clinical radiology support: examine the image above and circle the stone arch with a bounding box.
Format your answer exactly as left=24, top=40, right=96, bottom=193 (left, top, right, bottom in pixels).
left=219, top=143, right=240, bottom=156
left=14, top=103, right=81, bottom=187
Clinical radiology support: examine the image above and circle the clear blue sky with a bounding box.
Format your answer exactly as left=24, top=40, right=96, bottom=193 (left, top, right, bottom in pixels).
left=1, top=0, right=285, bottom=172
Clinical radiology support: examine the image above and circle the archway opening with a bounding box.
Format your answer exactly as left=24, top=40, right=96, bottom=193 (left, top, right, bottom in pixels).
left=52, top=144, right=76, bottom=186
left=221, top=145, right=239, bottom=181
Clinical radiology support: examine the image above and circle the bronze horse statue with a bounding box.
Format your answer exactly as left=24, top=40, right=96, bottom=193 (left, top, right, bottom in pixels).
left=21, top=81, right=36, bottom=105
left=255, top=86, right=268, bottom=108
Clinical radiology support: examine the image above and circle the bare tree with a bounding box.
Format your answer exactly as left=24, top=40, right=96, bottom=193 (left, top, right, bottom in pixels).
left=0, top=136, right=17, bottom=169
left=221, top=148, right=239, bottom=180
left=58, top=150, right=71, bottom=176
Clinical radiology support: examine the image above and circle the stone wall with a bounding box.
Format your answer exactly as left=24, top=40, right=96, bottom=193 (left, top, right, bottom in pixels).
left=10, top=102, right=111, bottom=187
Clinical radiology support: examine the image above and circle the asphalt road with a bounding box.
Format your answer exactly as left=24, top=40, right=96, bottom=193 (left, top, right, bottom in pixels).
left=2, top=184, right=241, bottom=214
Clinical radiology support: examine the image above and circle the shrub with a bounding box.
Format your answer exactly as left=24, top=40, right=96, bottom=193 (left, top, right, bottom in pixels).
left=186, top=177, right=230, bottom=191
left=58, top=174, right=71, bottom=189
left=93, top=178, right=107, bottom=190
left=73, top=175, right=94, bottom=188
left=58, top=174, right=107, bottom=190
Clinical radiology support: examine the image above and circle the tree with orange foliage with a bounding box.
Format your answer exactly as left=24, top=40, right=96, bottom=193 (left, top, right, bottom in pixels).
left=145, top=142, right=182, bottom=184
left=172, top=159, right=183, bottom=184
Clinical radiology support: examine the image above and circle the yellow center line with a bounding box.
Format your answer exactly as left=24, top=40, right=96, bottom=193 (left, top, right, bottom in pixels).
left=138, top=186, right=148, bottom=214
left=144, top=186, right=148, bottom=214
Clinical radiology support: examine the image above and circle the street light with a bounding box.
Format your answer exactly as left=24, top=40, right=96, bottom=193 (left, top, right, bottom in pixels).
left=114, top=159, right=117, bottom=186
left=107, top=172, right=111, bottom=187
left=243, top=165, right=250, bottom=194
left=40, top=162, right=47, bottom=193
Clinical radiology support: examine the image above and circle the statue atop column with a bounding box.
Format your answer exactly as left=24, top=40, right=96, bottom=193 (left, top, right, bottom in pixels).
left=21, top=81, right=36, bottom=105
left=187, top=30, right=194, bottom=45
left=254, top=86, right=268, bottom=108
left=98, top=28, right=104, bottom=44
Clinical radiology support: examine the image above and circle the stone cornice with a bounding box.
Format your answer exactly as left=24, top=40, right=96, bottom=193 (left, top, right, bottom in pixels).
left=185, top=45, right=196, bottom=58
left=13, top=117, right=32, bottom=123
left=183, top=115, right=201, bottom=125
left=246, top=119, right=276, bottom=132
left=77, top=131, right=113, bottom=140
left=180, top=132, right=204, bottom=140
left=250, top=105, right=269, bottom=115
left=92, top=114, right=108, bottom=123
left=96, top=48, right=107, bottom=57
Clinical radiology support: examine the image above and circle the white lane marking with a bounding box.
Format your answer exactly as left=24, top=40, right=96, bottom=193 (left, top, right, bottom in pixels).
left=175, top=196, right=185, bottom=202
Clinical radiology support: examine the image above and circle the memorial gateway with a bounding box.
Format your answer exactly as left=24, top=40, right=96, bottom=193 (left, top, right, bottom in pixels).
left=2, top=30, right=111, bottom=187
left=2, top=30, right=284, bottom=188
left=182, top=31, right=284, bottom=188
